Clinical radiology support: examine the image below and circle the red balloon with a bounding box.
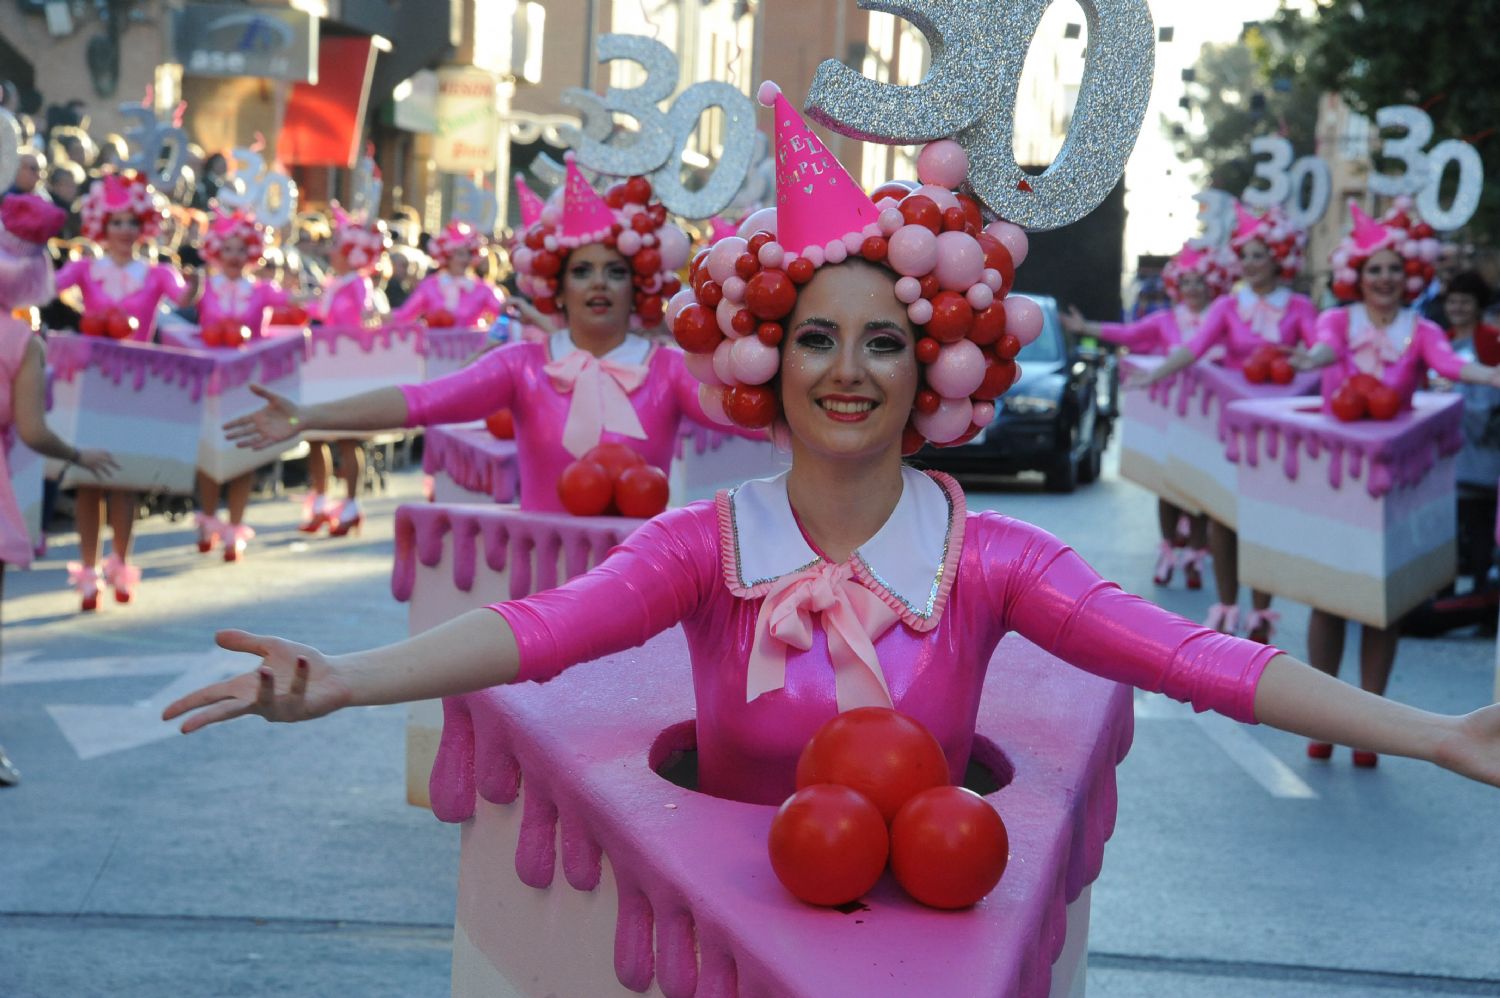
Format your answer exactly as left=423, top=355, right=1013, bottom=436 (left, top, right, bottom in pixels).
left=524, top=228, right=546, bottom=250
left=583, top=442, right=646, bottom=483
left=531, top=251, right=561, bottom=278
left=662, top=275, right=681, bottom=297
left=955, top=194, right=985, bottom=234
left=697, top=280, right=723, bottom=309
left=224, top=323, right=252, bottom=348
left=725, top=384, right=778, bottom=428
left=890, top=786, right=1009, bottom=909
left=745, top=269, right=797, bottom=320
left=901, top=424, right=929, bottom=455
left=731, top=308, right=757, bottom=335
left=918, top=274, right=940, bottom=300
left=614, top=464, right=670, bottom=518
left=673, top=304, right=721, bottom=354
left=484, top=409, right=515, bottom=439
left=1348, top=373, right=1382, bottom=398
left=870, top=181, right=915, bottom=204
left=973, top=358, right=1018, bottom=401
left=558, top=460, right=614, bottom=516
left=768, top=784, right=889, bottom=907
left=925, top=291, right=974, bottom=344
left=427, top=309, right=455, bottom=328
left=972, top=306, right=1009, bottom=348
left=604, top=184, right=628, bottom=209
left=914, top=337, right=941, bottom=365
left=1366, top=383, right=1402, bottom=420
left=637, top=295, right=665, bottom=326
left=1330, top=384, right=1367, bottom=422
left=795, top=707, right=951, bottom=824
left=106, top=311, right=138, bottom=340
left=941, top=206, right=968, bottom=232
left=647, top=203, right=668, bottom=227
left=898, top=195, right=942, bottom=234
left=735, top=253, right=760, bottom=280
left=1269, top=357, right=1295, bottom=385
left=1242, top=355, right=1271, bottom=384
left=861, top=236, right=888, bottom=262
left=786, top=258, right=815, bottom=285
left=991, top=331, right=1020, bottom=360
left=623, top=176, right=654, bottom=205
left=914, top=389, right=941, bottom=414
left=630, top=212, right=656, bottom=233
left=748, top=231, right=774, bottom=254
left=975, top=234, right=1015, bottom=296
left=199, top=320, right=221, bottom=347
left=756, top=322, right=784, bottom=346
left=632, top=247, right=663, bottom=276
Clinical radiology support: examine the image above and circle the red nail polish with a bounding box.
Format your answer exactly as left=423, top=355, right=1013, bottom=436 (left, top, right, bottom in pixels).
left=296, top=656, right=309, bottom=670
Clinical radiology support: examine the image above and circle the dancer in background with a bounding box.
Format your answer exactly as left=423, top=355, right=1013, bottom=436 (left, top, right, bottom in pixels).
left=390, top=220, right=507, bottom=329
left=1063, top=240, right=1238, bottom=589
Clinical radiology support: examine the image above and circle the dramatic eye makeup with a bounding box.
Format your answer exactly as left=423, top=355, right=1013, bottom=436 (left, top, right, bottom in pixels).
left=792, top=317, right=910, bottom=353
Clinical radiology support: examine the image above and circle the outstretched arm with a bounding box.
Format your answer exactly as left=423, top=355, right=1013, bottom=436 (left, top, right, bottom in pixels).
left=222, top=383, right=409, bottom=450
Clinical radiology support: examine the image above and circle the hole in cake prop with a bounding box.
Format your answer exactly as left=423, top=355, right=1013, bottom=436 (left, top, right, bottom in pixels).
left=423, top=424, right=521, bottom=505
left=46, top=333, right=304, bottom=492
left=1224, top=392, right=1463, bottom=630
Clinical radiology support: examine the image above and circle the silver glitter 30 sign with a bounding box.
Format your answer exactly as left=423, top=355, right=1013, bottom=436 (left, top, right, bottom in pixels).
left=565, top=33, right=756, bottom=219
left=0, top=109, right=20, bottom=194
left=806, top=0, right=1155, bottom=231
left=119, top=103, right=190, bottom=194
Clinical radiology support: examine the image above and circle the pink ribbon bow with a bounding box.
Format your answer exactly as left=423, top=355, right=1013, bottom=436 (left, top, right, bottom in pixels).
left=543, top=349, right=649, bottom=458
left=747, top=561, right=900, bottom=711
left=1242, top=295, right=1285, bottom=343
left=1348, top=323, right=1405, bottom=377
left=95, top=258, right=144, bottom=302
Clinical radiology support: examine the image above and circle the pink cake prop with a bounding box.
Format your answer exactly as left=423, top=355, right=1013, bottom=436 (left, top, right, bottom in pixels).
left=46, top=333, right=302, bottom=491
left=265, top=322, right=426, bottom=440
left=1118, top=355, right=1194, bottom=510
left=432, top=626, right=1127, bottom=997
left=423, top=425, right=520, bottom=504
left=1224, top=392, right=1462, bottom=628
left=671, top=425, right=791, bottom=503
left=392, top=502, right=645, bottom=807
left=1165, top=362, right=1321, bottom=528
left=423, top=327, right=490, bottom=382
left=9, top=433, right=45, bottom=558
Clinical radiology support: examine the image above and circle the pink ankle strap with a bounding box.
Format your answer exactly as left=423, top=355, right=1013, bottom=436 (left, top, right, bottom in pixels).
left=1204, top=603, right=1239, bottom=634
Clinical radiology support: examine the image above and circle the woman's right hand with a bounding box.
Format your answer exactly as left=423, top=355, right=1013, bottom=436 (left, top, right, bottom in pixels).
left=162, top=629, right=353, bottom=734
left=75, top=448, right=119, bottom=478
left=1060, top=305, right=1088, bottom=336
left=223, top=384, right=304, bottom=449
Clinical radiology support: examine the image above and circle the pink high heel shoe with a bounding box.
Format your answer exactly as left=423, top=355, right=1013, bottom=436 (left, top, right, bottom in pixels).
left=223, top=523, right=255, bottom=562
left=1203, top=603, right=1239, bottom=635
left=195, top=512, right=224, bottom=554
left=299, top=494, right=331, bottom=534
left=1183, top=548, right=1207, bottom=591
left=102, top=554, right=140, bottom=604
left=1152, top=541, right=1176, bottom=586
left=67, top=562, right=102, bottom=612
left=1246, top=608, right=1280, bottom=644
left=328, top=499, right=363, bottom=538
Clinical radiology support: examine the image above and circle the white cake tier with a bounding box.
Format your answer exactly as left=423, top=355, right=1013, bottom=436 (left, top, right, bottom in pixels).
left=1118, top=355, right=1195, bottom=510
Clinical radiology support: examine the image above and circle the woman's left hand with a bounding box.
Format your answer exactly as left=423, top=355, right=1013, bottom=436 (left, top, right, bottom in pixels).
left=1437, top=705, right=1500, bottom=789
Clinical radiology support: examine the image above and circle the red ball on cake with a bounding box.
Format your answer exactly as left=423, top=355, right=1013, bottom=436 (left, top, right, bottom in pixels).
left=768, top=784, right=889, bottom=907
left=557, top=460, right=614, bottom=516
left=614, top=464, right=670, bottom=518
left=890, top=786, right=1010, bottom=909
left=795, top=707, right=950, bottom=824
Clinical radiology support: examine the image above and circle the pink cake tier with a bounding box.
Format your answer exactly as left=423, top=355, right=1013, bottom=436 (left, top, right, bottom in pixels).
left=432, top=627, right=1128, bottom=997
left=423, top=327, right=489, bottom=381
left=423, top=425, right=519, bottom=504
left=1164, top=362, right=1321, bottom=528
left=265, top=322, right=426, bottom=441
left=1223, top=392, right=1462, bottom=628
left=393, top=502, right=646, bottom=807
left=45, top=332, right=303, bottom=491
left=672, top=424, right=790, bottom=503
left=9, top=431, right=45, bottom=560
left=1117, top=355, right=1194, bottom=510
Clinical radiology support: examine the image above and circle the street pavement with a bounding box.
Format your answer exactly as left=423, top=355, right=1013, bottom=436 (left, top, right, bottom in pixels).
left=2, top=444, right=1497, bottom=998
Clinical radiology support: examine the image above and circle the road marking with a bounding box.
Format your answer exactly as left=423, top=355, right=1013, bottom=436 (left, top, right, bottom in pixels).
left=46, top=660, right=242, bottom=761
left=1134, top=691, right=1318, bottom=799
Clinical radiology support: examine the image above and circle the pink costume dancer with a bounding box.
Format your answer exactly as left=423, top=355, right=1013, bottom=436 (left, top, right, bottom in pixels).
left=55, top=171, right=189, bottom=609
left=1297, top=199, right=1500, bottom=767
left=193, top=209, right=288, bottom=560
left=0, top=194, right=117, bottom=784
left=301, top=208, right=391, bottom=537
left=1142, top=204, right=1316, bottom=642
left=1065, top=240, right=1238, bottom=587
left=389, top=221, right=506, bottom=329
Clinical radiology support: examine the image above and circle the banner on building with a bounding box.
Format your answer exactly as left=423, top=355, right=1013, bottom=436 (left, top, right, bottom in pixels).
left=434, top=68, right=500, bottom=174
left=277, top=37, right=377, bottom=168
left=172, top=4, right=318, bottom=83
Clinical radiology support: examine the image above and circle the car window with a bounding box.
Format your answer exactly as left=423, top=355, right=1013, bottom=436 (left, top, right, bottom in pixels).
left=1012, top=294, right=1063, bottom=364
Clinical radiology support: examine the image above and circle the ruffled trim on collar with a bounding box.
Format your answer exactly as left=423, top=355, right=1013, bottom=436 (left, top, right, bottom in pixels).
left=715, top=467, right=966, bottom=632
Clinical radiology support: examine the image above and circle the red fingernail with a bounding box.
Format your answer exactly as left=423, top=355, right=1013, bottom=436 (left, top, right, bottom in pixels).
left=296, top=657, right=309, bottom=670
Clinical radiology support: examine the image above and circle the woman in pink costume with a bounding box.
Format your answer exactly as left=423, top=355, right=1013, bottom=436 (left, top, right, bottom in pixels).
left=1135, top=204, right=1318, bottom=643
left=1062, top=241, right=1238, bottom=590
left=0, top=194, right=118, bottom=785
left=226, top=158, right=731, bottom=515
left=300, top=208, right=391, bottom=537
left=1292, top=200, right=1500, bottom=767
left=389, top=220, right=507, bottom=329
left=170, top=88, right=1500, bottom=808
left=54, top=170, right=190, bottom=609
left=193, top=208, right=289, bottom=561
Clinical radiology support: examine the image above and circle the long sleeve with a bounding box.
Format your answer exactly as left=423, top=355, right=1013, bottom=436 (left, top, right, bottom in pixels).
left=1182, top=296, right=1232, bottom=362
left=975, top=512, right=1277, bottom=723
left=398, top=340, right=524, bottom=426
left=1097, top=312, right=1170, bottom=353
left=54, top=258, right=87, bottom=294
left=1415, top=319, right=1469, bottom=381
left=1314, top=307, right=1349, bottom=353
left=389, top=277, right=432, bottom=324
left=1289, top=295, right=1318, bottom=347
left=488, top=503, right=720, bottom=683
left=153, top=265, right=189, bottom=306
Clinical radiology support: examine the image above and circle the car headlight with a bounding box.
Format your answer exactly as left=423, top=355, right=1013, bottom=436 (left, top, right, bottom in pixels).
left=1002, top=394, right=1059, bottom=415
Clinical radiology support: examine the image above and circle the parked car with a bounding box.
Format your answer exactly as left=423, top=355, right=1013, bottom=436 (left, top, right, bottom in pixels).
left=917, top=294, right=1112, bottom=492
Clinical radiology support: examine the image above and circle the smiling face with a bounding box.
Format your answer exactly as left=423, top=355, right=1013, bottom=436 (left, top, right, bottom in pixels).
left=216, top=235, right=249, bottom=275
left=779, top=260, right=919, bottom=465
left=444, top=247, right=472, bottom=276
left=559, top=242, right=633, bottom=338
left=104, top=211, right=143, bottom=255
left=1177, top=272, right=1210, bottom=312
left=1238, top=238, right=1275, bottom=289
left=1444, top=291, right=1480, bottom=331
left=1358, top=248, right=1404, bottom=311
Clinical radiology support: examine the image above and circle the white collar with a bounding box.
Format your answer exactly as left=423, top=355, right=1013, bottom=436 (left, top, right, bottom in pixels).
left=1350, top=302, right=1416, bottom=346
left=1237, top=285, right=1290, bottom=313
left=95, top=257, right=146, bottom=276
left=548, top=329, right=652, bottom=366
left=717, top=467, right=965, bottom=631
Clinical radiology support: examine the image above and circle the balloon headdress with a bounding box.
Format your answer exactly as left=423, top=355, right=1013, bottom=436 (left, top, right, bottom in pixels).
left=201, top=208, right=267, bottom=267
left=330, top=203, right=391, bottom=272
left=512, top=153, right=691, bottom=327
left=80, top=170, right=167, bottom=242
left=0, top=193, right=66, bottom=310
left=1329, top=197, right=1439, bottom=303
left=1161, top=241, right=1238, bottom=303
left=668, top=82, right=1037, bottom=451
left=1229, top=202, right=1306, bottom=281
left=427, top=219, right=486, bottom=268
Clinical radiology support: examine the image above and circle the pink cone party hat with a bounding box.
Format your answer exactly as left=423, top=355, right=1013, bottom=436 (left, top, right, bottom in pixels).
left=708, top=215, right=739, bottom=244
left=1346, top=200, right=1394, bottom=254
left=557, top=152, right=617, bottom=249
left=1329, top=197, right=1438, bottom=302
left=513, top=173, right=545, bottom=228
left=1230, top=202, right=1263, bottom=248
left=758, top=81, right=880, bottom=258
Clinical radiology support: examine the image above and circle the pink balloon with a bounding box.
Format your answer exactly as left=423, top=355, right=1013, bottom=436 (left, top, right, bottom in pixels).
left=878, top=207, right=904, bottom=236
left=913, top=396, right=974, bottom=444
left=707, top=237, right=748, bottom=284
left=972, top=401, right=996, bottom=425
left=912, top=184, right=960, bottom=213
left=907, top=299, right=934, bottom=325
left=716, top=299, right=740, bottom=338
left=712, top=338, right=738, bottom=383
left=616, top=229, right=643, bottom=257
left=934, top=231, right=985, bottom=292
left=730, top=335, right=780, bottom=385
left=985, top=221, right=1029, bottom=267
left=894, top=275, right=923, bottom=304
left=916, top=140, right=969, bottom=189
left=665, top=288, right=696, bottom=328
left=513, top=247, right=534, bottom=272
left=1003, top=296, right=1044, bottom=345
left=684, top=348, right=723, bottom=386
left=966, top=284, right=994, bottom=311
left=842, top=231, right=865, bottom=254
left=758, top=242, right=784, bottom=269
left=657, top=225, right=691, bottom=270
left=825, top=240, right=848, bottom=264
left=737, top=207, right=777, bottom=240
left=698, top=384, right=733, bottom=426
left=722, top=275, right=747, bottom=304
left=925, top=339, right=986, bottom=398
left=888, top=225, right=938, bottom=277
